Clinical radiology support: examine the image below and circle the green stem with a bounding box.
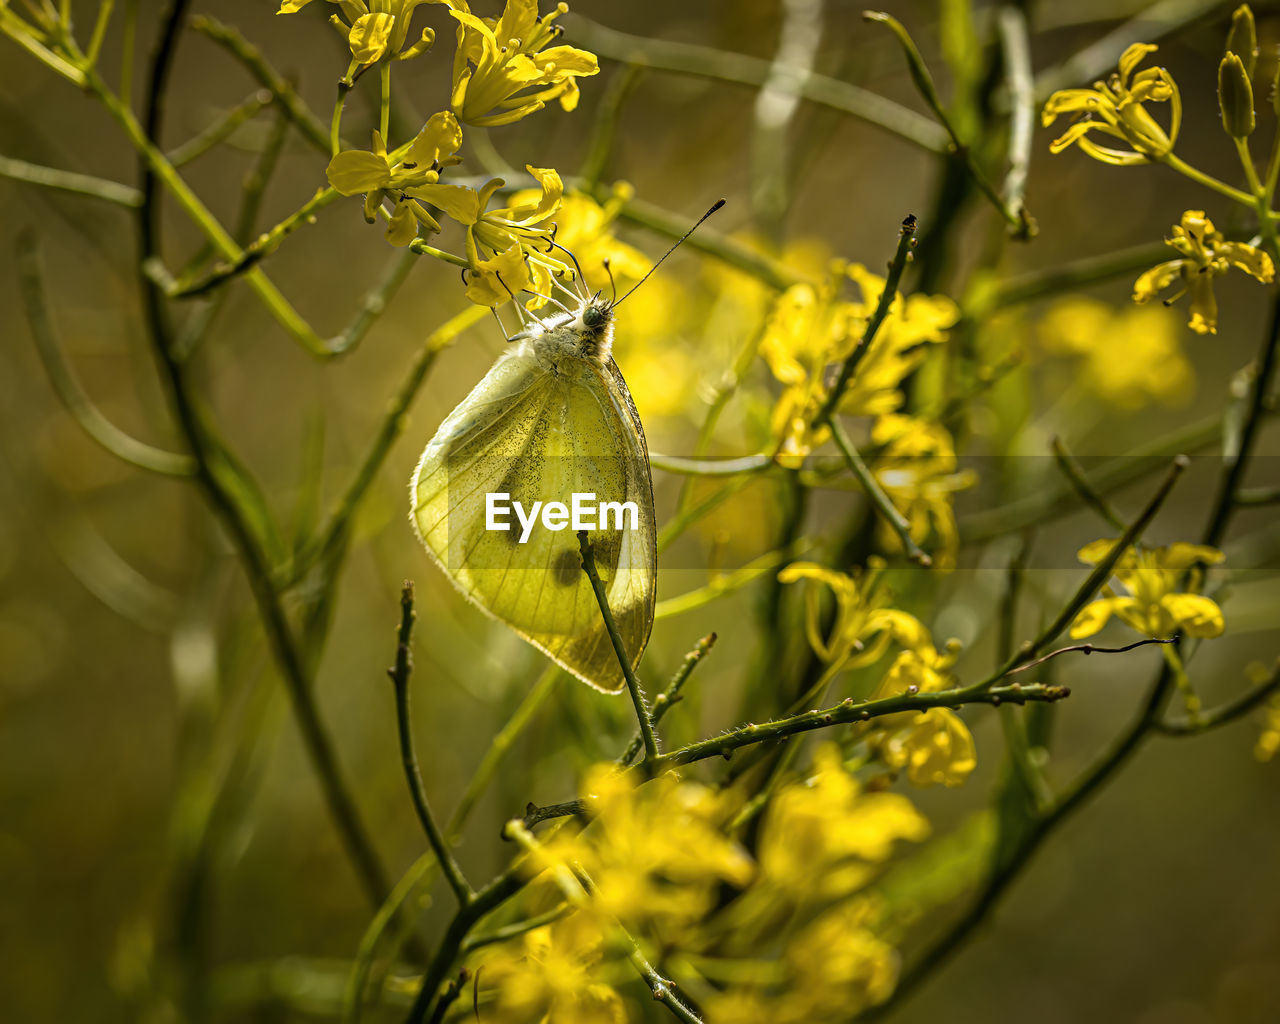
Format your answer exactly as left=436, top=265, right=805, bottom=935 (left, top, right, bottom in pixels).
left=17, top=230, right=194, bottom=476
left=620, top=633, right=717, bottom=765
left=650, top=681, right=1070, bottom=771
left=815, top=214, right=917, bottom=426
left=0, top=153, right=141, bottom=205
left=81, top=62, right=330, bottom=356
left=173, top=186, right=341, bottom=298
left=192, top=15, right=330, bottom=153
left=167, top=88, right=272, bottom=167
left=577, top=531, right=659, bottom=760
left=863, top=11, right=1021, bottom=231
left=1163, top=151, right=1264, bottom=209
left=134, top=0, right=393, bottom=916
left=388, top=583, right=474, bottom=905
left=379, top=60, right=391, bottom=141
left=829, top=419, right=931, bottom=567
left=563, top=13, right=948, bottom=153
left=1050, top=436, right=1126, bottom=531
left=996, top=5, right=1036, bottom=238
left=1154, top=657, right=1280, bottom=735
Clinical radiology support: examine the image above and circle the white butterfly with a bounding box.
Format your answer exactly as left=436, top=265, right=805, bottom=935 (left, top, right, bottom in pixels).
left=409, top=276, right=656, bottom=692
left=410, top=202, right=722, bottom=692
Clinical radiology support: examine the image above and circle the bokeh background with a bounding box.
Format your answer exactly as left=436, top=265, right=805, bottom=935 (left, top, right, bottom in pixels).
left=1, top=1, right=1279, bottom=1021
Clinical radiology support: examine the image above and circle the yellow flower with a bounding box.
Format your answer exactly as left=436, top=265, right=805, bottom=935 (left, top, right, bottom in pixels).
left=760, top=264, right=956, bottom=464
left=325, top=113, right=463, bottom=245
left=1070, top=539, right=1226, bottom=639
left=433, top=0, right=599, bottom=126
left=414, top=166, right=568, bottom=304
left=880, top=708, right=977, bottom=787
left=279, top=0, right=436, bottom=66
left=1133, top=210, right=1274, bottom=334
left=707, top=899, right=899, bottom=1023
left=1042, top=42, right=1181, bottom=164
left=871, top=415, right=975, bottom=569
left=1038, top=297, right=1193, bottom=408
left=776, top=559, right=928, bottom=676
left=839, top=265, right=959, bottom=417
left=474, top=911, right=626, bottom=1024
left=758, top=744, right=929, bottom=900
left=538, top=765, right=754, bottom=933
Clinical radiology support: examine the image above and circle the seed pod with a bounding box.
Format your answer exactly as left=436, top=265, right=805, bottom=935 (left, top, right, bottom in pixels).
left=1219, top=53, right=1256, bottom=139
left=1225, top=5, right=1257, bottom=79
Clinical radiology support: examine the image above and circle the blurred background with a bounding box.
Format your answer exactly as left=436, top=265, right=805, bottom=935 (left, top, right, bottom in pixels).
left=1, top=0, right=1279, bottom=1021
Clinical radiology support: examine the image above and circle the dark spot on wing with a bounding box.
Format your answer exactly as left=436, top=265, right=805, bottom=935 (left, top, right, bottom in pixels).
left=554, top=549, right=581, bottom=587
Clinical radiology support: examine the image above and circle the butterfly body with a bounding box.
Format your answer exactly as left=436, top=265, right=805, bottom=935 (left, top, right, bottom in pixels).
left=410, top=296, right=656, bottom=693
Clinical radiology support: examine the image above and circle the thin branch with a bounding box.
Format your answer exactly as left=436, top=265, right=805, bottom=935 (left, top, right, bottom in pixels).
left=815, top=214, right=917, bottom=426
left=862, top=11, right=1023, bottom=233
left=0, top=153, right=141, bottom=205
left=989, top=240, right=1175, bottom=309
left=522, top=799, right=589, bottom=830
left=1155, top=658, right=1280, bottom=735
left=403, top=864, right=527, bottom=1024
left=1050, top=435, right=1126, bottom=531
left=967, top=455, right=1188, bottom=692
left=830, top=418, right=932, bottom=567
left=620, top=633, right=717, bottom=765
left=651, top=681, right=1071, bottom=771
left=134, top=0, right=393, bottom=913
left=167, top=87, right=272, bottom=167
left=461, top=905, right=572, bottom=954
left=996, top=5, right=1036, bottom=239
left=1005, top=636, right=1179, bottom=677
left=172, top=186, right=340, bottom=298
left=387, top=582, right=474, bottom=906
left=578, top=531, right=659, bottom=760
left=564, top=13, right=948, bottom=153
left=648, top=454, right=774, bottom=477
left=17, top=229, right=194, bottom=476
left=579, top=63, right=642, bottom=191
left=191, top=14, right=331, bottom=153
left=328, top=247, right=418, bottom=356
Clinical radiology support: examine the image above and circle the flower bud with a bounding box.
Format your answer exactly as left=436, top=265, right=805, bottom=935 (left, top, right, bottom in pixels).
left=1218, top=53, right=1255, bottom=139
left=1225, top=5, right=1257, bottom=79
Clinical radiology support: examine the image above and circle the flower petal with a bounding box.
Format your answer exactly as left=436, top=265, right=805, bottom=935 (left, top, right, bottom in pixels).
left=1160, top=593, right=1225, bottom=637
left=326, top=149, right=392, bottom=195
left=348, top=12, right=395, bottom=64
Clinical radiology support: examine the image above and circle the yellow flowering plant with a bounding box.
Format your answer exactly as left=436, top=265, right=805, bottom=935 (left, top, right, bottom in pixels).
left=7, top=3, right=1280, bottom=1024
left=1132, top=210, right=1275, bottom=334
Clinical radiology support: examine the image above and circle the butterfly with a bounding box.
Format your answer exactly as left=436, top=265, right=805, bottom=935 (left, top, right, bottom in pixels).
left=409, top=202, right=722, bottom=692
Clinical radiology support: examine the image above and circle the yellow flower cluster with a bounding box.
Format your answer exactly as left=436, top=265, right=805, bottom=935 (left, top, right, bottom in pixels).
left=779, top=563, right=978, bottom=787
left=1041, top=43, right=1180, bottom=165
left=871, top=414, right=975, bottom=569
left=312, top=1, right=601, bottom=303
left=762, top=262, right=958, bottom=463
left=1070, top=539, right=1226, bottom=640
left=477, top=750, right=931, bottom=1021
left=474, top=911, right=627, bottom=1024
left=1133, top=210, right=1274, bottom=335
left=279, top=0, right=437, bottom=68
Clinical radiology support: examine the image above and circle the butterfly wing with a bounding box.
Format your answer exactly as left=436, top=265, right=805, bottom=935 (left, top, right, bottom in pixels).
left=410, top=350, right=656, bottom=692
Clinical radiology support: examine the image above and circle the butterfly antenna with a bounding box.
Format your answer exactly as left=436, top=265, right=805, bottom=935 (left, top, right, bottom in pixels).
left=602, top=258, right=617, bottom=303
left=493, top=271, right=533, bottom=325
left=614, top=198, right=726, bottom=307
left=548, top=240, right=590, bottom=299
